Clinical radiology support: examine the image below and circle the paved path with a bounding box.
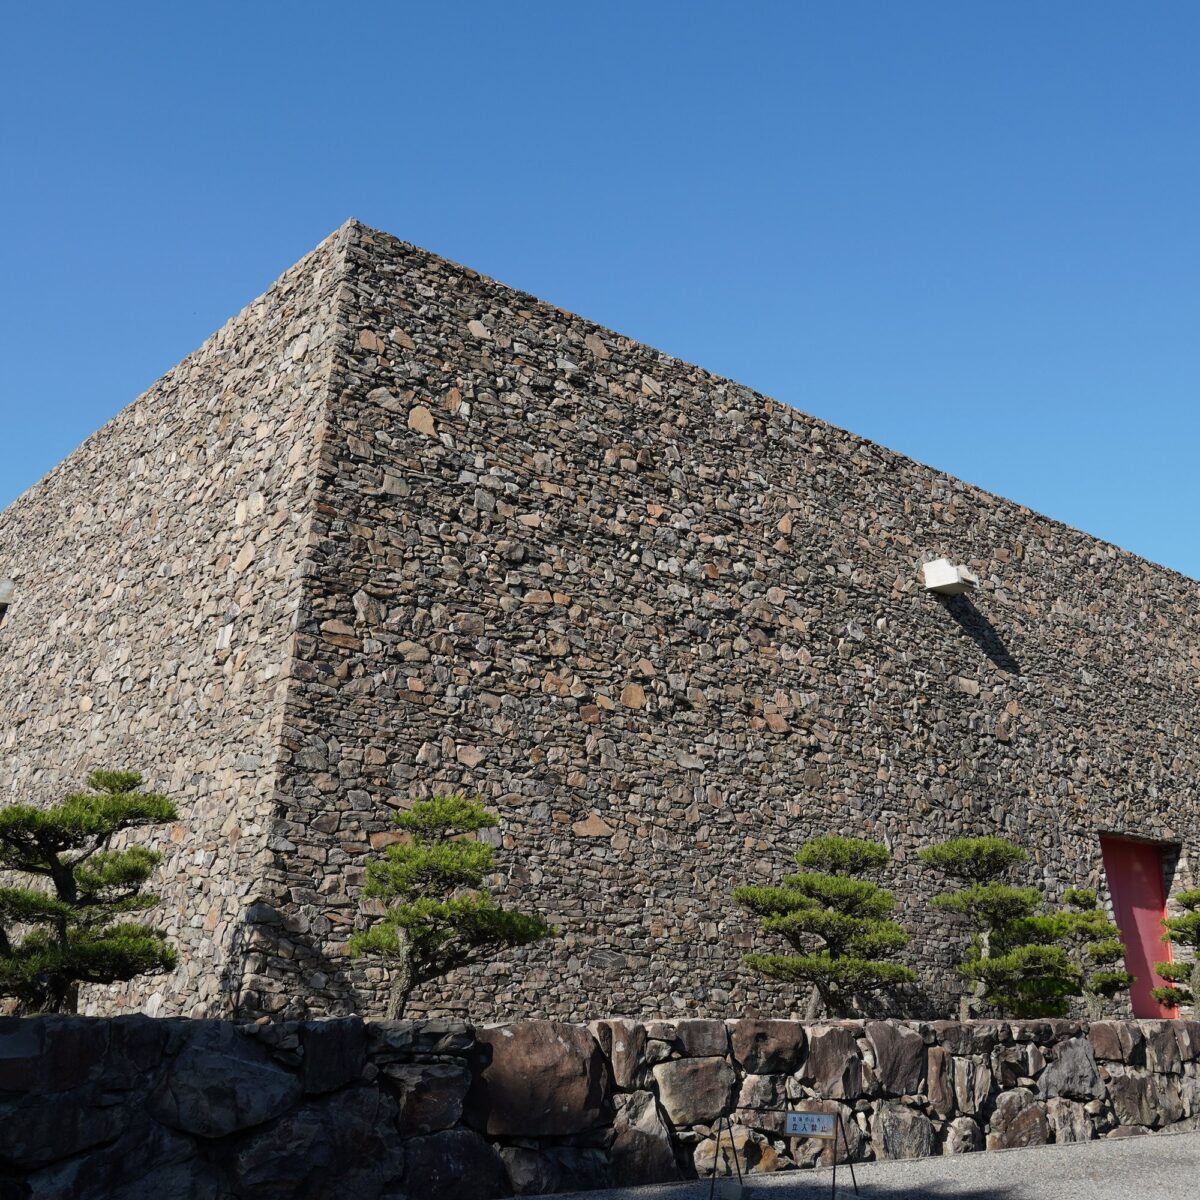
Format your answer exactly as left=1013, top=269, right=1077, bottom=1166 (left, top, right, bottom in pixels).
left=545, top=1131, right=1200, bottom=1200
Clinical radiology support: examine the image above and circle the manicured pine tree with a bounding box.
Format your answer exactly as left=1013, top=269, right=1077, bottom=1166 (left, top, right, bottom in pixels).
left=0, top=770, right=177, bottom=1013
left=734, top=834, right=915, bottom=1019
left=920, top=836, right=1080, bottom=1020
left=1152, top=889, right=1200, bottom=1012
left=1009, top=887, right=1133, bottom=1019
left=350, top=794, right=552, bottom=1018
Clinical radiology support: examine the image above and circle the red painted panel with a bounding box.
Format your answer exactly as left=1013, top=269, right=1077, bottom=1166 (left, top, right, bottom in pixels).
left=1100, top=836, right=1175, bottom=1018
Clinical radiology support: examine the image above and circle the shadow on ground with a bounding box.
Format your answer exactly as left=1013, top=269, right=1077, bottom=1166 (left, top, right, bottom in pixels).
left=548, top=1176, right=1019, bottom=1200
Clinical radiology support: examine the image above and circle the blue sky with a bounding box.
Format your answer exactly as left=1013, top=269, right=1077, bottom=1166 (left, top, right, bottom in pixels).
left=2, top=3, right=1198, bottom=578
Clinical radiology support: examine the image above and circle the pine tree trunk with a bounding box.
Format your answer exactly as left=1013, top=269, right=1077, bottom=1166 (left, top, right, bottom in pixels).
left=805, top=986, right=821, bottom=1021
left=384, top=934, right=415, bottom=1020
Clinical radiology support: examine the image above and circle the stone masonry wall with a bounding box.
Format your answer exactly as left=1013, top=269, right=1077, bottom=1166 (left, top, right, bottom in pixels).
left=0, top=225, right=355, bottom=1017
left=248, top=222, right=1199, bottom=1021
left=2, top=220, right=1198, bottom=1023
left=3, top=1015, right=1199, bottom=1199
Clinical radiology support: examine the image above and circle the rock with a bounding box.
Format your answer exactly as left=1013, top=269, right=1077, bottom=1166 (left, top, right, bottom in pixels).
left=865, top=1021, right=925, bottom=1096
left=300, top=1018, right=366, bottom=1094
left=501, top=1145, right=611, bottom=1195
left=499, top=1146, right=557, bottom=1196
left=1089, top=1022, right=1145, bottom=1066
left=1088, top=1021, right=1125, bottom=1063
left=926, top=1046, right=956, bottom=1118
left=404, top=1128, right=506, bottom=1200
left=223, top=1087, right=404, bottom=1199
left=653, top=1056, right=737, bottom=1126
left=0, top=1090, right=132, bottom=1169
left=674, top=1019, right=729, bottom=1057
left=952, top=1057, right=992, bottom=1115
left=1038, top=1037, right=1104, bottom=1101
left=871, top=1102, right=935, bottom=1160
left=728, top=1020, right=806, bottom=1074
left=1163, top=1113, right=1200, bottom=1132
left=385, top=1062, right=471, bottom=1133
left=467, top=1021, right=609, bottom=1135
left=1046, top=1097, right=1095, bottom=1143
left=408, top=405, right=436, bottom=435
left=943, top=1116, right=983, bottom=1154
left=735, top=1073, right=788, bottom=1132
left=368, top=1018, right=473, bottom=1059
left=610, top=1090, right=680, bottom=1185
left=994, top=1041, right=1044, bottom=1088
left=986, top=1089, right=1049, bottom=1150
left=572, top=813, right=614, bottom=837
left=149, top=1024, right=301, bottom=1137
left=803, top=1026, right=863, bottom=1099
left=1179, top=1074, right=1200, bottom=1118
left=927, top=1021, right=1005, bottom=1057
left=23, top=1116, right=197, bottom=1200
left=1107, top=1072, right=1158, bottom=1128
left=694, top=1123, right=786, bottom=1175
left=1174, top=1021, right=1200, bottom=1064
left=1106, top=1124, right=1150, bottom=1138
left=0, top=1016, right=111, bottom=1093
left=1142, top=1021, right=1182, bottom=1074
left=1153, top=1077, right=1184, bottom=1126
left=590, top=1019, right=647, bottom=1089
left=1010, top=1020, right=1071, bottom=1044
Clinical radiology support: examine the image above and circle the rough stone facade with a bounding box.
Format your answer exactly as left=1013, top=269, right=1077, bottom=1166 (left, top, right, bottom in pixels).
left=0, top=220, right=1197, bottom=1021
left=4, top=1015, right=1199, bottom=1198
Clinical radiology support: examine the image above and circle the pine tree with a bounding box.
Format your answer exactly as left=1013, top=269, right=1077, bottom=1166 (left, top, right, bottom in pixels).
left=0, top=770, right=177, bottom=1013
left=1027, top=888, right=1133, bottom=1019
left=1152, top=889, right=1200, bottom=1011
left=349, top=794, right=552, bottom=1018
left=919, top=836, right=1077, bottom=1020
left=734, top=835, right=915, bottom=1019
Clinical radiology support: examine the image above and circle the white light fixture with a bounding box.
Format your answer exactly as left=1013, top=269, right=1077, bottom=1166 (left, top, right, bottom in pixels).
left=0, top=580, right=12, bottom=606
left=922, top=557, right=978, bottom=595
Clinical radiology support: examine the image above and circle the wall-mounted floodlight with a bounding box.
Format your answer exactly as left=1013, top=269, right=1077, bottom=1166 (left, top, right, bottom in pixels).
left=0, top=579, right=13, bottom=624
left=922, top=558, right=978, bottom=595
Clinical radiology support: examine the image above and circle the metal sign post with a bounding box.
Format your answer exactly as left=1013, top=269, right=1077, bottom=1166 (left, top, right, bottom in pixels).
left=782, top=1109, right=858, bottom=1200
left=705, top=1113, right=745, bottom=1200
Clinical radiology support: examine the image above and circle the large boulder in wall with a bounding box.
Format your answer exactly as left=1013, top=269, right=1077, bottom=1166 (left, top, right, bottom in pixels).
left=466, top=1021, right=611, bottom=1136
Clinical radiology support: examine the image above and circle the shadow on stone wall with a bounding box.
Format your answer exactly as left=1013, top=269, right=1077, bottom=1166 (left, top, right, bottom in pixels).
left=229, top=909, right=366, bottom=1020
left=939, top=594, right=1021, bottom=675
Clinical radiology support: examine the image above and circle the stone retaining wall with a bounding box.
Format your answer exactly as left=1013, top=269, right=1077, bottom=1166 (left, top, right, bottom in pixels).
left=4, top=1015, right=1199, bottom=1199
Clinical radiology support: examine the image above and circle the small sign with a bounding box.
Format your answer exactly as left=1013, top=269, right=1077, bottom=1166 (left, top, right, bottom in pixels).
left=785, top=1111, right=836, bottom=1138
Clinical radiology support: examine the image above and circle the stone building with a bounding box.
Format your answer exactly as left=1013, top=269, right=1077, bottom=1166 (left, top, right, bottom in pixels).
left=1, top=220, right=1196, bottom=1022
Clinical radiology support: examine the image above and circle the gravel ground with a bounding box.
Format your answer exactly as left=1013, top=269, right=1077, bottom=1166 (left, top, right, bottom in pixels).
left=544, top=1131, right=1200, bottom=1200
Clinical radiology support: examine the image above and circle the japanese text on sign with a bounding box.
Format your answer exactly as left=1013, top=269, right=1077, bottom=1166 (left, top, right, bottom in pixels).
left=785, top=1111, right=836, bottom=1138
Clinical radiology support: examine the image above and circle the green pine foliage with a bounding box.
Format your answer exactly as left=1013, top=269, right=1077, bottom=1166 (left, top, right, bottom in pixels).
left=349, top=794, right=552, bottom=1017
left=0, top=770, right=177, bottom=1012
left=735, top=835, right=915, bottom=1019
left=921, top=841, right=1131, bottom=1019
left=920, top=836, right=1071, bottom=1019
left=1038, top=888, right=1133, bottom=1018
left=1152, top=888, right=1200, bottom=1011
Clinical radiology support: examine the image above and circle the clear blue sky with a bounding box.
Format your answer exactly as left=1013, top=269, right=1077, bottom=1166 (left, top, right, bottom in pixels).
left=3, top=3, right=1198, bottom=578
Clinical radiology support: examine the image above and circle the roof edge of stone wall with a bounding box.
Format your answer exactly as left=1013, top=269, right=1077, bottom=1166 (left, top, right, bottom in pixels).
left=345, top=218, right=1198, bottom=590
left=0, top=220, right=360, bottom=520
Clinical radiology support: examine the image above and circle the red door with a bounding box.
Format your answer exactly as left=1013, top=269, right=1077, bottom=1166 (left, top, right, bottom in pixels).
left=1100, top=836, right=1175, bottom=1018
